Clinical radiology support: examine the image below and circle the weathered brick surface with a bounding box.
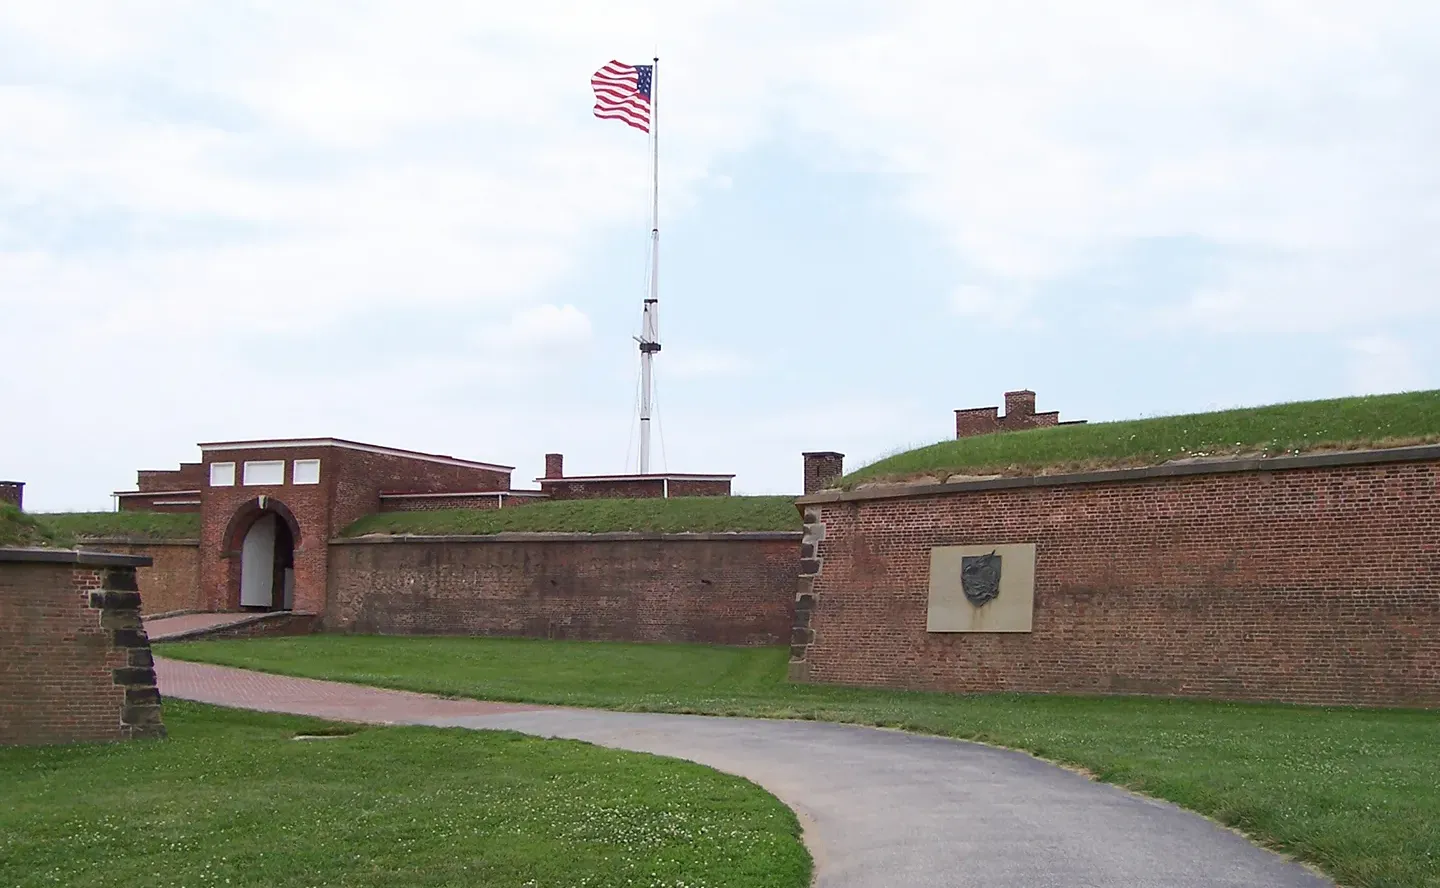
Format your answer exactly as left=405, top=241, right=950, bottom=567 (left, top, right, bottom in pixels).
left=798, top=458, right=1440, bottom=707
left=803, top=453, right=845, bottom=495
left=80, top=540, right=201, bottom=614
left=137, top=463, right=204, bottom=493
left=197, top=444, right=514, bottom=615
left=955, top=389, right=1079, bottom=438
left=539, top=477, right=731, bottom=500
left=378, top=493, right=549, bottom=512
left=0, top=559, right=165, bottom=745
left=116, top=494, right=200, bottom=513
left=0, top=481, right=23, bottom=509
left=326, top=534, right=800, bottom=644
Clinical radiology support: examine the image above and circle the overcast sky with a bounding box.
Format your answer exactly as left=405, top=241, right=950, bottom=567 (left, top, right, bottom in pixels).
left=4, top=1, right=1439, bottom=511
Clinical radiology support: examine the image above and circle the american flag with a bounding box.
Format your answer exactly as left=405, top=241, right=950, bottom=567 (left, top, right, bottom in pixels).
left=592, top=60, right=653, bottom=133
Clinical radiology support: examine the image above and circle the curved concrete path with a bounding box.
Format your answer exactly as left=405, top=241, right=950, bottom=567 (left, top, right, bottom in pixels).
left=158, top=658, right=1330, bottom=888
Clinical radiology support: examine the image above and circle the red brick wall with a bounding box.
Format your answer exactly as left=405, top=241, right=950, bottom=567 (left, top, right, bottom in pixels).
left=541, top=478, right=730, bottom=499
left=198, top=446, right=333, bottom=615
left=541, top=478, right=667, bottom=500
left=795, top=452, right=1440, bottom=707
left=667, top=479, right=732, bottom=497
left=137, top=463, right=204, bottom=492
left=378, top=493, right=549, bottom=512
left=117, top=495, right=200, bottom=513
left=0, top=557, right=164, bottom=745
left=803, top=452, right=845, bottom=495
left=79, top=540, right=201, bottom=614
left=196, top=444, right=512, bottom=615
left=326, top=533, right=800, bottom=644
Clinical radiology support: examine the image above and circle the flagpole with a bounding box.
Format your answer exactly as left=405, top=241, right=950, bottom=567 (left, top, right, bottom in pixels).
left=638, top=57, right=660, bottom=475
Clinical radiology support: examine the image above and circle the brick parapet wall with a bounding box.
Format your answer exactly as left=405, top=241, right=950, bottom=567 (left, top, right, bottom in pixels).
left=77, top=539, right=201, bottom=614
left=793, top=445, right=1440, bottom=707
left=0, top=549, right=165, bottom=745
left=325, top=532, right=801, bottom=644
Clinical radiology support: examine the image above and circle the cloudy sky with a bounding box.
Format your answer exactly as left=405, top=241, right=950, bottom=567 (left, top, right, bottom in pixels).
left=4, top=1, right=1439, bottom=511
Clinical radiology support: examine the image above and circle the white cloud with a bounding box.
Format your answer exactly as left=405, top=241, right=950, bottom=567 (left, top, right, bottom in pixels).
left=664, top=347, right=753, bottom=380
left=4, top=1, right=1440, bottom=508
left=1344, top=335, right=1424, bottom=395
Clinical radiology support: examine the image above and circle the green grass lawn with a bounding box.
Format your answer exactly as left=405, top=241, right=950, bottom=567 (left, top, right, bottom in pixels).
left=0, top=504, right=73, bottom=548
left=33, top=510, right=201, bottom=540
left=0, top=700, right=810, bottom=888
left=342, top=495, right=801, bottom=536
left=162, top=635, right=1440, bottom=888
left=847, top=388, right=1440, bottom=485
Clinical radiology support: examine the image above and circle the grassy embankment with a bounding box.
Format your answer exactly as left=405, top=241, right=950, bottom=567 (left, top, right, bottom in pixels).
left=23, top=510, right=201, bottom=541
left=0, top=504, right=74, bottom=548
left=847, top=388, right=1440, bottom=486
left=341, top=495, right=801, bottom=536
left=0, top=700, right=810, bottom=888
left=162, top=635, right=1440, bottom=888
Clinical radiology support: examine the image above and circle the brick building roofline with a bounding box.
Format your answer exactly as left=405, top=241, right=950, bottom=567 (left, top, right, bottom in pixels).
left=534, top=473, right=736, bottom=483
left=114, top=489, right=201, bottom=497
left=196, top=438, right=514, bottom=472
left=378, top=490, right=549, bottom=499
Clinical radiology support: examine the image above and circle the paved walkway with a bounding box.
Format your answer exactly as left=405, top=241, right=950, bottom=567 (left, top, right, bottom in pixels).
left=145, top=612, right=256, bottom=640
left=156, top=658, right=1331, bottom=888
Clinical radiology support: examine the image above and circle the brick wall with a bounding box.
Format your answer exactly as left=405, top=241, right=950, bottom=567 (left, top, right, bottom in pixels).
left=117, top=494, right=201, bottom=513
left=802, top=452, right=845, bottom=495
left=78, top=539, right=201, bottom=614
left=954, top=389, right=1077, bottom=438
left=326, top=532, right=801, bottom=644
left=0, top=481, right=23, bottom=509
left=0, top=549, right=165, bottom=745
left=793, top=446, right=1440, bottom=707
left=540, top=478, right=732, bottom=499
left=378, top=493, right=549, bottom=512
left=137, top=463, right=204, bottom=492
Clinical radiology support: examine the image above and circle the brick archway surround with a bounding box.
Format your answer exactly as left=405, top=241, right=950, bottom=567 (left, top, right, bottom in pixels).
left=211, top=497, right=325, bottom=615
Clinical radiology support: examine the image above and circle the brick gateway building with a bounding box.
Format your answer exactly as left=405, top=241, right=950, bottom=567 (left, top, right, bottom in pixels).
left=116, top=438, right=733, bottom=615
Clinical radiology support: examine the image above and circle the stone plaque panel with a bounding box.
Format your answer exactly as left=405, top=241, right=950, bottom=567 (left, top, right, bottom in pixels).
left=927, top=543, right=1036, bottom=633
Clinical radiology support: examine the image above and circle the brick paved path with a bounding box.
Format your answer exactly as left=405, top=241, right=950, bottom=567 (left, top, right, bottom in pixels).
left=145, top=612, right=257, bottom=640
left=156, top=657, right=544, bottom=723
left=155, top=657, right=1331, bottom=888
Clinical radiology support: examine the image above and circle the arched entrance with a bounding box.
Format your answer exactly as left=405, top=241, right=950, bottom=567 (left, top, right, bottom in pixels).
left=240, top=513, right=294, bottom=609
left=224, top=498, right=301, bottom=612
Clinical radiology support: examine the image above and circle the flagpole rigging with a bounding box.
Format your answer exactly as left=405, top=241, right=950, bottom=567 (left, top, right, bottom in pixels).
left=637, top=57, right=660, bottom=475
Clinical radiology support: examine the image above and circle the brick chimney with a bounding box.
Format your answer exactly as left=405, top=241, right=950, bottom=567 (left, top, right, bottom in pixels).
left=0, top=481, right=23, bottom=510
left=1004, top=390, right=1036, bottom=420
left=544, top=453, right=564, bottom=480
left=802, top=452, right=844, bottom=495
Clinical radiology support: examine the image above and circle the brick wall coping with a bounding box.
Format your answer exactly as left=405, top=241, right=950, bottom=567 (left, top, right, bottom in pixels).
left=115, top=489, right=201, bottom=497
left=0, top=547, right=154, bottom=567
left=797, top=443, right=1440, bottom=506
left=74, top=536, right=201, bottom=547
left=535, top=473, right=736, bottom=482
left=331, top=531, right=803, bottom=545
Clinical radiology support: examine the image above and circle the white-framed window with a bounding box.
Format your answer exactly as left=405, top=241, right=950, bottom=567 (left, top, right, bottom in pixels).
left=242, top=460, right=285, bottom=486
left=292, top=459, right=321, bottom=485
left=209, top=462, right=236, bottom=487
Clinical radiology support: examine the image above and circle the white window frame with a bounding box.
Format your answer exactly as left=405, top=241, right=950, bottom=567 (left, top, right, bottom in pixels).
left=209, top=462, right=236, bottom=487
left=292, top=459, right=321, bottom=485
left=242, top=460, right=286, bottom=486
